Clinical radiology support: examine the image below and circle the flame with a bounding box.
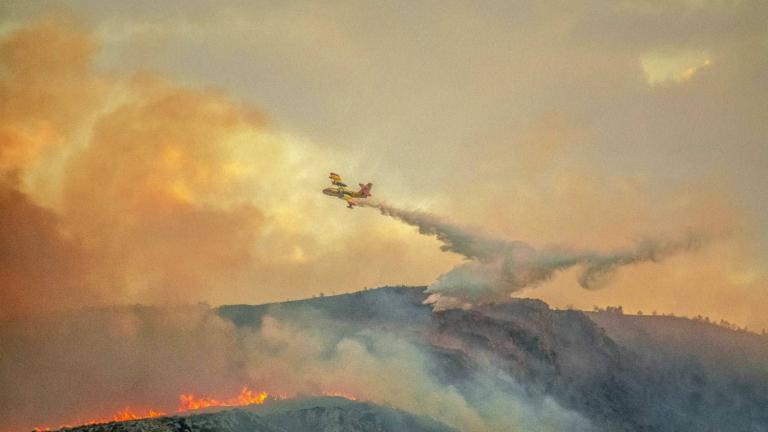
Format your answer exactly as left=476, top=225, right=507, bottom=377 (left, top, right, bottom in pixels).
left=34, top=386, right=269, bottom=431
left=179, top=386, right=268, bottom=411
left=33, top=387, right=361, bottom=430
left=32, top=408, right=166, bottom=431
left=112, top=407, right=166, bottom=422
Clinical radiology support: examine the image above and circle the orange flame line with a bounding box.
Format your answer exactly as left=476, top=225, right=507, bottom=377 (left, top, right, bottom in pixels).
left=34, top=386, right=270, bottom=431
left=33, top=387, right=360, bottom=430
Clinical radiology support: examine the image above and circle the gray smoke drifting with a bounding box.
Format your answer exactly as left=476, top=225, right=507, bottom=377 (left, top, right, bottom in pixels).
left=0, top=303, right=592, bottom=432
left=363, top=201, right=705, bottom=308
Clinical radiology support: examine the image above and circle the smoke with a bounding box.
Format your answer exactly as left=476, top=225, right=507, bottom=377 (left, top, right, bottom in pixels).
left=0, top=20, right=495, bottom=430
left=363, top=201, right=705, bottom=308
left=576, top=234, right=706, bottom=289
left=237, top=308, right=595, bottom=432
left=0, top=18, right=273, bottom=316
left=0, top=18, right=466, bottom=317
left=238, top=313, right=486, bottom=431
left=0, top=174, right=99, bottom=318
left=0, top=302, right=593, bottom=432
left=0, top=305, right=248, bottom=431
left=0, top=17, right=102, bottom=173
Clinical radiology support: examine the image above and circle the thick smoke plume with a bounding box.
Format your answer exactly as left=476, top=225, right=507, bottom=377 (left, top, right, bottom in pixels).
left=363, top=201, right=705, bottom=308
left=0, top=19, right=462, bottom=319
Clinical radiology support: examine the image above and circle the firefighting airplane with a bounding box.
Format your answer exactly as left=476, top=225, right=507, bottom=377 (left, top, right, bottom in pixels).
left=322, top=172, right=373, bottom=209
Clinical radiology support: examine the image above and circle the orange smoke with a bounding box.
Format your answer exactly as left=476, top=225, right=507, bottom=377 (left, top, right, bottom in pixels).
left=0, top=17, right=101, bottom=172
left=0, top=17, right=271, bottom=318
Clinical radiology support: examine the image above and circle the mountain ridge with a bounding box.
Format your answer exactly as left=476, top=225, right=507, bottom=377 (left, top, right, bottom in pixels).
left=54, top=397, right=457, bottom=432
left=37, top=286, right=768, bottom=432
left=218, top=286, right=768, bottom=431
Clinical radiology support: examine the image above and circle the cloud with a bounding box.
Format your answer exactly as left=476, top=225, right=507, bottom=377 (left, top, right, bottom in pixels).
left=0, top=17, right=102, bottom=172
left=0, top=19, right=274, bottom=312
left=0, top=175, right=93, bottom=319
left=0, top=18, right=459, bottom=317
left=0, top=305, right=246, bottom=431
left=641, top=50, right=712, bottom=85
left=59, top=73, right=270, bottom=303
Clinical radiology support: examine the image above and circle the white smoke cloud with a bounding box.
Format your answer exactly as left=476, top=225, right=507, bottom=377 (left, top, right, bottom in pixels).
left=239, top=309, right=595, bottom=432
left=363, top=201, right=706, bottom=309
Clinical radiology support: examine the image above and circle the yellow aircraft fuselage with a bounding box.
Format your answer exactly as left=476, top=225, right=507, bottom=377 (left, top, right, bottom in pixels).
left=322, top=186, right=349, bottom=199
left=323, top=173, right=372, bottom=208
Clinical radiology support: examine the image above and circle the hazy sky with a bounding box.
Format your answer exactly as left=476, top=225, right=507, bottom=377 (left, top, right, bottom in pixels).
left=1, top=1, right=767, bottom=328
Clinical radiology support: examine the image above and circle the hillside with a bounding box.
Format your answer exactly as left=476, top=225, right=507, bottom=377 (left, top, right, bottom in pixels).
left=57, top=397, right=455, bottom=432
left=34, top=286, right=768, bottom=432
left=218, top=287, right=768, bottom=431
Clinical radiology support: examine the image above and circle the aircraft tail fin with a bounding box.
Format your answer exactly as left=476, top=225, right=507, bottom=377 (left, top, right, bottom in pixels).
left=358, top=183, right=373, bottom=198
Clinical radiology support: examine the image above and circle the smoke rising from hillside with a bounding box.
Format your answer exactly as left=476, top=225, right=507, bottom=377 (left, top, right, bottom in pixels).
left=364, top=201, right=706, bottom=308
left=0, top=303, right=592, bottom=432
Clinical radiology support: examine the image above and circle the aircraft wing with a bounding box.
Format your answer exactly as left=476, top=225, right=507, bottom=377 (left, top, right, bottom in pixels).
left=329, top=172, right=347, bottom=187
